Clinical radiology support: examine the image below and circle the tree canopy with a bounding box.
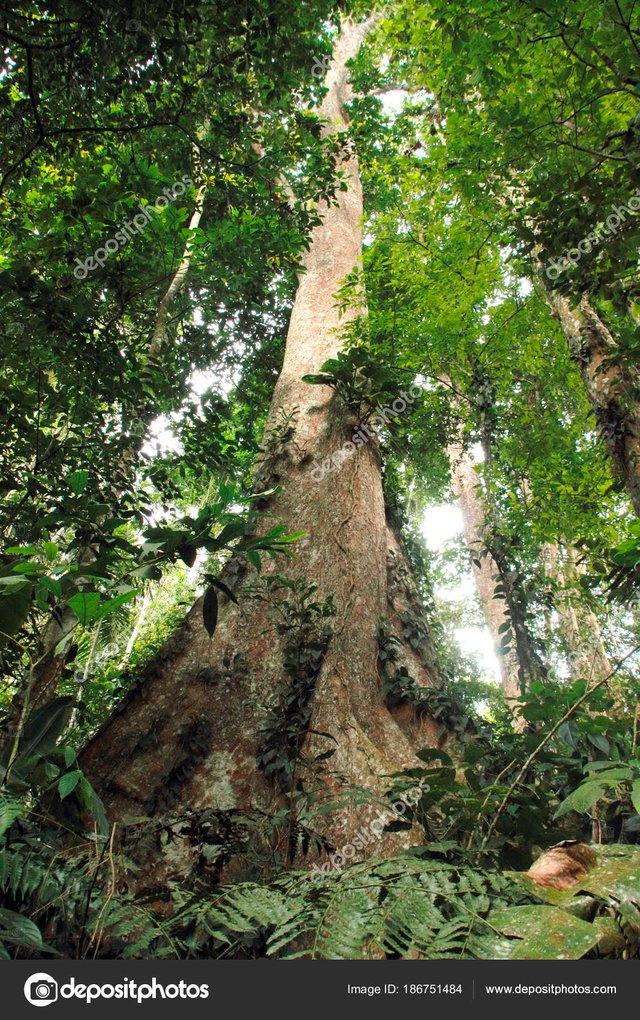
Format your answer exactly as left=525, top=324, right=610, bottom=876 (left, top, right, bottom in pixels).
left=1, top=0, right=640, bottom=963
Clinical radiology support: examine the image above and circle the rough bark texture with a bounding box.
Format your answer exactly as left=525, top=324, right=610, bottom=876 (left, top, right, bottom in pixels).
left=544, top=286, right=640, bottom=517
left=81, top=21, right=448, bottom=883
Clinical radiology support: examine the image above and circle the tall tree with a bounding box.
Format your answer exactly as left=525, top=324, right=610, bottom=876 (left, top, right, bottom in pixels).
left=548, top=543, right=613, bottom=686
left=382, top=0, right=640, bottom=510
left=447, top=440, right=522, bottom=711
left=0, top=0, right=345, bottom=747
left=80, top=19, right=451, bottom=882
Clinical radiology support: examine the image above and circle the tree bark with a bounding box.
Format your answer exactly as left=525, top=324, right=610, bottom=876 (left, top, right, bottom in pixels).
left=442, top=375, right=546, bottom=720
left=80, top=20, right=449, bottom=883
left=447, top=438, right=523, bottom=715
left=544, top=542, right=613, bottom=685
left=541, top=284, right=640, bottom=517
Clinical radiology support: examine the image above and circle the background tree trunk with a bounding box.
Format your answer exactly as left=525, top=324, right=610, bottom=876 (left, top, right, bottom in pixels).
left=442, top=376, right=544, bottom=720
left=544, top=542, right=613, bottom=685
left=542, top=283, right=640, bottom=517
left=447, top=439, right=523, bottom=716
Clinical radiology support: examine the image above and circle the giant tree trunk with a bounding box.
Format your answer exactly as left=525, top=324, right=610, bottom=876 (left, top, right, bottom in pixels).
left=542, top=284, right=640, bottom=517
left=81, top=21, right=448, bottom=884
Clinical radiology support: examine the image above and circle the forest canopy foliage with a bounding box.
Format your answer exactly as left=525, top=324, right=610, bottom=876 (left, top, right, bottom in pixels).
left=1, top=0, right=640, bottom=961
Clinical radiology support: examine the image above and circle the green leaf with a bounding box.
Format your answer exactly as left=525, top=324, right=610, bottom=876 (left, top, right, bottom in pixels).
left=67, top=591, right=101, bottom=626
left=301, top=373, right=335, bottom=386
left=313, top=749, right=336, bottom=762
left=416, top=748, right=453, bottom=765
left=246, top=549, right=261, bottom=571
left=273, top=530, right=306, bottom=545
left=131, top=564, right=163, bottom=580
left=77, top=776, right=109, bottom=836
left=10, top=697, right=75, bottom=765
left=43, top=541, right=58, bottom=562
left=630, top=780, right=640, bottom=816
left=39, top=576, right=62, bottom=598
left=587, top=733, right=610, bottom=755
left=0, top=908, right=56, bottom=953
left=556, top=721, right=578, bottom=749
left=95, top=588, right=136, bottom=620
left=0, top=795, right=26, bottom=837
left=178, top=543, right=197, bottom=567
left=554, top=781, right=605, bottom=819
left=488, top=905, right=600, bottom=960
left=209, top=578, right=238, bottom=604
left=69, top=469, right=90, bottom=495
left=215, top=521, right=247, bottom=547
left=58, top=770, right=81, bottom=800
left=0, top=583, right=33, bottom=641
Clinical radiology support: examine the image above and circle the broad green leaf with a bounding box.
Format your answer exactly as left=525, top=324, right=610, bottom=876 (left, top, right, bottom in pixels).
left=95, top=588, right=136, bottom=620
left=0, top=908, right=53, bottom=953
left=58, top=770, right=81, bottom=800
left=587, top=734, right=610, bottom=755
left=78, top=776, right=109, bottom=836
left=488, top=905, right=600, bottom=960
left=67, top=592, right=101, bottom=626
left=11, top=697, right=75, bottom=764
left=0, top=583, right=33, bottom=641
left=69, top=470, right=90, bottom=495
left=579, top=847, right=640, bottom=903
left=43, top=542, right=58, bottom=562
left=554, top=782, right=605, bottom=819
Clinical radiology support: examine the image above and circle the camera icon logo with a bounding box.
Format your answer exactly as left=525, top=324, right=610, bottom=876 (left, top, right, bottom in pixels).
left=24, top=974, right=58, bottom=1007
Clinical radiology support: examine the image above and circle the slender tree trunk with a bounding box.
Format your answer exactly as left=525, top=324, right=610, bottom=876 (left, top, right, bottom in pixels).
left=81, top=21, right=450, bottom=883
left=443, top=376, right=545, bottom=719
left=544, top=543, right=613, bottom=685
left=119, top=590, right=151, bottom=668
left=447, top=439, right=522, bottom=714
left=541, top=283, right=640, bottom=516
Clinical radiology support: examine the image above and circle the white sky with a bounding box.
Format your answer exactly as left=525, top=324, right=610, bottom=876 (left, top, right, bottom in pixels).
left=422, top=503, right=501, bottom=683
